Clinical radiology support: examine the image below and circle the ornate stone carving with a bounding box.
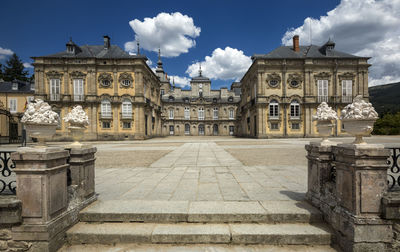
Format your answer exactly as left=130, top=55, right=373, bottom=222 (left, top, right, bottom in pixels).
left=338, top=72, right=356, bottom=84
left=313, top=72, right=331, bottom=85
left=287, top=73, right=303, bottom=89
left=70, top=71, right=86, bottom=79
left=98, top=73, right=113, bottom=88
left=46, top=70, right=63, bottom=80
left=266, top=73, right=281, bottom=88
left=118, top=73, right=133, bottom=88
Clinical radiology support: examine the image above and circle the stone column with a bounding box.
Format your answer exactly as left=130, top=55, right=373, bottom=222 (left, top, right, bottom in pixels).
left=65, top=146, right=97, bottom=200
left=305, top=142, right=336, bottom=207
left=331, top=144, right=392, bottom=251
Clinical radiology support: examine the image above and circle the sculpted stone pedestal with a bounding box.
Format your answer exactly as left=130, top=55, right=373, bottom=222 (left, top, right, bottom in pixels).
left=331, top=144, right=392, bottom=252
left=65, top=146, right=97, bottom=200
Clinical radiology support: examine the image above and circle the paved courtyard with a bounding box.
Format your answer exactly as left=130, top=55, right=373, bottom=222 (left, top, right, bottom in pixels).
left=90, top=136, right=399, bottom=201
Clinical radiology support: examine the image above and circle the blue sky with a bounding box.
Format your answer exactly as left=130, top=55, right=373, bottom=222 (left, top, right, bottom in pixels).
left=1, top=0, right=399, bottom=88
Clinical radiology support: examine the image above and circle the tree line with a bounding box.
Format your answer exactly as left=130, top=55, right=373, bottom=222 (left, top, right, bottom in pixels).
left=0, top=53, right=32, bottom=82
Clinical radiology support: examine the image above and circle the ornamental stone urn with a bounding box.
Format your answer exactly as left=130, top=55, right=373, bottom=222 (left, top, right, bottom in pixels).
left=313, top=102, right=338, bottom=145
left=21, top=99, right=59, bottom=148
left=64, top=105, right=89, bottom=148
left=340, top=95, right=379, bottom=144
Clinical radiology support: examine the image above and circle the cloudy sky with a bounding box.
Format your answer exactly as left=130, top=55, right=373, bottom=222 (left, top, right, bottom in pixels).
left=1, top=0, right=398, bottom=88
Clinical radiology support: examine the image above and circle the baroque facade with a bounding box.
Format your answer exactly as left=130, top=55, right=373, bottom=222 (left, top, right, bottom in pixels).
left=32, top=36, right=162, bottom=140
left=238, top=35, right=370, bottom=138
left=31, top=35, right=371, bottom=140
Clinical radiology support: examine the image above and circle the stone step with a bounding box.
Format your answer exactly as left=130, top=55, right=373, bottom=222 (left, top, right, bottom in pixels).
left=59, top=243, right=340, bottom=252
left=79, top=200, right=322, bottom=224
left=66, top=222, right=332, bottom=245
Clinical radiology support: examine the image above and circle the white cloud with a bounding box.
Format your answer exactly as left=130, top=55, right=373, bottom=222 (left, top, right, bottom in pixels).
left=281, top=0, right=400, bottom=86
left=23, top=62, right=33, bottom=68
left=125, top=12, right=201, bottom=57
left=186, top=47, right=252, bottom=81
left=170, top=75, right=191, bottom=88
left=0, top=46, right=13, bottom=59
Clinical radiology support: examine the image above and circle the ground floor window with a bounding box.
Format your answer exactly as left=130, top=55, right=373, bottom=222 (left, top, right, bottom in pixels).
left=271, top=123, right=279, bottom=130
left=229, top=126, right=234, bottom=135
left=102, top=121, right=111, bottom=129
left=169, top=125, right=174, bottom=135
left=292, top=123, right=300, bottom=130
left=213, top=124, right=218, bottom=135
left=185, top=124, right=190, bottom=135
left=123, top=122, right=131, bottom=129
left=198, top=124, right=205, bottom=135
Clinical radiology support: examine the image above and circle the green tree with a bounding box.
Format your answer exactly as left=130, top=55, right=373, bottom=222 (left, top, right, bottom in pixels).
left=3, top=53, right=29, bottom=81
left=373, top=112, right=400, bottom=135
left=0, top=63, right=3, bottom=80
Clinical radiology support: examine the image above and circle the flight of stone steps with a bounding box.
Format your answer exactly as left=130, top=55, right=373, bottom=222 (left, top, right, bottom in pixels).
left=60, top=200, right=338, bottom=251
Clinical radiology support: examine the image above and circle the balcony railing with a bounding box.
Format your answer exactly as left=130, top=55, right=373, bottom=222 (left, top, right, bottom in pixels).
left=73, top=95, right=84, bottom=102
left=50, top=93, right=60, bottom=101
left=121, top=113, right=133, bottom=119
left=100, top=112, right=112, bottom=119
left=317, top=96, right=329, bottom=103
left=290, top=115, right=301, bottom=120
left=342, top=96, right=352, bottom=103
left=269, top=115, right=279, bottom=120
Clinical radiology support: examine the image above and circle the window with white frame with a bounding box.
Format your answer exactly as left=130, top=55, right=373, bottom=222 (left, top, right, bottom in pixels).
left=102, top=121, right=111, bottom=128
left=122, top=100, right=132, bottom=118
left=101, top=100, right=111, bottom=118
left=290, top=100, right=300, bottom=119
left=269, top=100, right=279, bottom=119
left=12, top=82, right=18, bottom=90
left=169, top=108, right=174, bottom=119
left=342, top=80, right=352, bottom=103
left=184, top=107, right=190, bottom=119
left=229, top=126, right=234, bottom=135
left=9, top=99, right=17, bottom=113
left=213, top=107, right=218, bottom=120
left=317, top=80, right=328, bottom=102
left=198, top=107, right=204, bottom=120
left=50, top=79, right=60, bottom=101
left=73, top=79, right=84, bottom=101
left=229, top=108, right=234, bottom=119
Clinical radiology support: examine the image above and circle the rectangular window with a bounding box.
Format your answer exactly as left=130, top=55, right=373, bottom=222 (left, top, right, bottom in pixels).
left=50, top=79, right=60, bottom=101
left=342, top=80, right=352, bottom=103
left=292, top=123, right=300, bottom=130
left=101, top=103, right=111, bottom=118
left=290, top=104, right=300, bottom=119
left=269, top=104, right=279, bottom=118
left=123, top=122, right=131, bottom=129
left=184, top=107, right=190, bottom=119
left=317, top=80, right=328, bottom=103
left=169, top=125, right=174, bottom=135
left=122, top=103, right=132, bottom=118
left=9, top=99, right=17, bottom=113
left=160, top=89, right=165, bottom=96
left=169, top=109, right=174, bottom=119
left=185, top=124, right=190, bottom=135
left=102, top=121, right=111, bottom=129
left=73, top=79, right=84, bottom=101
left=12, top=82, right=18, bottom=90
left=213, top=108, right=218, bottom=120
left=271, top=123, right=279, bottom=130
left=229, top=109, right=234, bottom=119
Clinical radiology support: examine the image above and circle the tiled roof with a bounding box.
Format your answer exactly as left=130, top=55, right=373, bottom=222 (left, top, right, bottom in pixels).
left=0, top=80, right=34, bottom=94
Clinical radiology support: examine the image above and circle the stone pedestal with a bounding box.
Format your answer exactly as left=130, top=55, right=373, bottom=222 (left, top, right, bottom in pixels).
left=331, top=144, right=392, bottom=251
left=305, top=142, right=336, bottom=207
left=65, top=146, right=96, bottom=200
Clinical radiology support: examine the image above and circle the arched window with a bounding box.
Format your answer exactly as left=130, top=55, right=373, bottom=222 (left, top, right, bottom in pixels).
left=185, top=124, right=190, bottom=135
left=121, top=99, right=132, bottom=118
left=198, top=107, right=204, bottom=120
left=101, top=100, right=111, bottom=118
left=213, top=107, right=218, bottom=120
left=184, top=107, right=190, bottom=119
left=269, top=100, right=279, bottom=119
left=229, top=108, right=234, bottom=119
left=290, top=100, right=300, bottom=119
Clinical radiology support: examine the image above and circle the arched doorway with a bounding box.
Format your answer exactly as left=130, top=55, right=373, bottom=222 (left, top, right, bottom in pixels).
left=213, top=124, right=218, bottom=135
left=198, top=124, right=205, bottom=136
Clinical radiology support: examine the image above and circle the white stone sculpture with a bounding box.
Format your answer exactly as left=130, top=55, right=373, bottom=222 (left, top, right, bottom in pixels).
left=64, top=105, right=89, bottom=147
left=341, top=95, right=378, bottom=144
left=21, top=99, right=59, bottom=147
left=313, top=102, right=338, bottom=145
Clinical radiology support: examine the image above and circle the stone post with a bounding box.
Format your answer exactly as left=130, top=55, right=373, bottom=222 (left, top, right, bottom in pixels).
left=65, top=146, right=97, bottom=200
left=331, top=144, right=392, bottom=251
left=10, top=147, right=70, bottom=251
left=305, top=142, right=336, bottom=207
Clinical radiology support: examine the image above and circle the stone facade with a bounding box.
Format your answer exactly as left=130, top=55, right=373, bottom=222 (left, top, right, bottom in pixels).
left=32, top=36, right=162, bottom=141
left=238, top=36, right=370, bottom=138
left=160, top=65, right=240, bottom=136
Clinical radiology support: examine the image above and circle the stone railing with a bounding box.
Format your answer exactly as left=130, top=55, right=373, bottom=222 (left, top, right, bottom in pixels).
left=0, top=145, right=97, bottom=252
left=306, top=142, right=396, bottom=252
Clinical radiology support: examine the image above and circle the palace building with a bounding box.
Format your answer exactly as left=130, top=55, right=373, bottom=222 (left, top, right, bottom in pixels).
left=32, top=36, right=162, bottom=140
left=31, top=35, right=370, bottom=140
left=238, top=35, right=370, bottom=138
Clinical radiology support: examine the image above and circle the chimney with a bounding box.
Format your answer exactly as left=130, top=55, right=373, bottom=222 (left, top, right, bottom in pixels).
left=103, top=35, right=110, bottom=49
left=293, top=35, right=300, bottom=52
